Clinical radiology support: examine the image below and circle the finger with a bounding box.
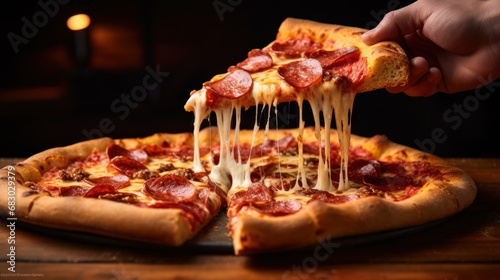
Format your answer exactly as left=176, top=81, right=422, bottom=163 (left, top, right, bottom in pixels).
left=404, top=67, right=442, bottom=97
left=386, top=57, right=429, bottom=93
left=362, top=2, right=425, bottom=45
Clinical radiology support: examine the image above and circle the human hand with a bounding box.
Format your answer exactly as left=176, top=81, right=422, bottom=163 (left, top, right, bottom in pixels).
left=362, top=0, right=500, bottom=96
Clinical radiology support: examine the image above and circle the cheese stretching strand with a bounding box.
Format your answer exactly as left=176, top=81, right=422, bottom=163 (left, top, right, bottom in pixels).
left=183, top=28, right=377, bottom=193
left=185, top=83, right=355, bottom=193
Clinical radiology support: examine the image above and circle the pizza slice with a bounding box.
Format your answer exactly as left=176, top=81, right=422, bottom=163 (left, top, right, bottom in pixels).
left=215, top=128, right=476, bottom=254
left=0, top=133, right=226, bottom=246
left=185, top=17, right=410, bottom=196
left=183, top=18, right=475, bottom=255
left=185, top=17, right=409, bottom=112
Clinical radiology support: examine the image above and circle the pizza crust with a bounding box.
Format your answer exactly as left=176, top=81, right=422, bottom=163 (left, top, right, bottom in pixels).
left=233, top=174, right=476, bottom=255
left=228, top=128, right=477, bottom=254
left=0, top=138, right=115, bottom=224
left=20, top=195, right=192, bottom=246
left=114, top=132, right=195, bottom=149
left=0, top=134, right=217, bottom=246
left=185, top=18, right=409, bottom=112
left=0, top=16, right=475, bottom=256
left=9, top=138, right=114, bottom=182
left=275, top=17, right=409, bottom=92
left=0, top=128, right=477, bottom=254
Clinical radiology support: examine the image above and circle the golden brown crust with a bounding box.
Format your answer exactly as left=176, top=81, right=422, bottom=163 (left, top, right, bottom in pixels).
left=231, top=208, right=317, bottom=254
left=275, top=17, right=409, bottom=92
left=0, top=128, right=477, bottom=254
left=184, top=18, right=409, bottom=112
left=227, top=127, right=476, bottom=255
left=114, top=132, right=195, bottom=149
left=224, top=169, right=476, bottom=255
left=11, top=138, right=114, bottom=183
left=18, top=195, right=192, bottom=246
left=0, top=134, right=217, bottom=246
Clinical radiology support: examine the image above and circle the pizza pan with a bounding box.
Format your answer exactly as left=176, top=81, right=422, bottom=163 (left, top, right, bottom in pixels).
left=5, top=212, right=449, bottom=254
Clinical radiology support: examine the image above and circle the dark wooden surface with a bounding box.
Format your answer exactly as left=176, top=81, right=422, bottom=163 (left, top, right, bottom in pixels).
left=1, top=158, right=499, bottom=279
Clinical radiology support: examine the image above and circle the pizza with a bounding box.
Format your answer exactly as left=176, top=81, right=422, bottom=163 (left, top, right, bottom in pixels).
left=185, top=17, right=410, bottom=192
left=0, top=133, right=227, bottom=246
left=0, top=18, right=477, bottom=255
left=219, top=128, right=476, bottom=254
left=0, top=128, right=477, bottom=254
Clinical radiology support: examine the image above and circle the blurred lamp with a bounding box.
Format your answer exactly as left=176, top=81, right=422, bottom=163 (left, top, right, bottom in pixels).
left=67, top=14, right=91, bottom=68
left=67, top=14, right=91, bottom=31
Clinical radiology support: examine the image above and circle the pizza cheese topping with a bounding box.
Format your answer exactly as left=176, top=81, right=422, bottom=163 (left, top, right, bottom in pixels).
left=84, top=174, right=130, bottom=189
left=22, top=142, right=227, bottom=232
left=186, top=32, right=364, bottom=194
left=1, top=18, right=479, bottom=256
left=20, top=21, right=408, bottom=243
left=24, top=133, right=443, bottom=216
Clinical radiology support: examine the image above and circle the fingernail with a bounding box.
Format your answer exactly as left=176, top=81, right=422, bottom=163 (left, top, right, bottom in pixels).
left=362, top=30, right=372, bottom=38
left=361, top=30, right=374, bottom=44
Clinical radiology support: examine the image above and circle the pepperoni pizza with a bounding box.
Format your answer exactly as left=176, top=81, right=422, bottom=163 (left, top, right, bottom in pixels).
left=0, top=18, right=477, bottom=255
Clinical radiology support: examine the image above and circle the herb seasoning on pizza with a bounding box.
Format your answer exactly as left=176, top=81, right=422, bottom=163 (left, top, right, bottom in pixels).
left=0, top=18, right=476, bottom=255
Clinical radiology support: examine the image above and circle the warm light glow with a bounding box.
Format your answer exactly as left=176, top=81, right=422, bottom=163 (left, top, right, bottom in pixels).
left=67, top=14, right=91, bottom=31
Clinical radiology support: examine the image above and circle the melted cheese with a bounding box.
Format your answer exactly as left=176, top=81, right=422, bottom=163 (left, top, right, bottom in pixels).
left=189, top=81, right=355, bottom=195
left=187, top=59, right=356, bottom=195
left=293, top=96, right=308, bottom=190
left=332, top=91, right=355, bottom=191
left=191, top=89, right=210, bottom=173
left=35, top=154, right=212, bottom=204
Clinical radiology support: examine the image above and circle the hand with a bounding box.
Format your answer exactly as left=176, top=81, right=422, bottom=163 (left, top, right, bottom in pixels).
left=362, top=0, right=500, bottom=96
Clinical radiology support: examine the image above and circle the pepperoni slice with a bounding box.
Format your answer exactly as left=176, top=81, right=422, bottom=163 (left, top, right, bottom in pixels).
left=107, top=144, right=148, bottom=164
left=198, top=188, right=216, bottom=214
left=326, top=57, right=367, bottom=89
left=143, top=174, right=197, bottom=202
left=60, top=186, right=90, bottom=197
left=229, top=182, right=273, bottom=207
left=84, top=174, right=131, bottom=189
left=364, top=175, right=413, bottom=192
left=332, top=159, right=382, bottom=183
left=251, top=199, right=302, bottom=216
left=307, top=46, right=360, bottom=68
left=271, top=38, right=322, bottom=58
left=309, top=191, right=359, bottom=204
left=250, top=135, right=297, bottom=158
left=195, top=173, right=227, bottom=207
left=204, top=69, right=253, bottom=99
left=235, top=49, right=273, bottom=73
left=84, top=151, right=108, bottom=164
left=277, top=59, right=323, bottom=88
left=107, top=156, right=148, bottom=177
left=143, top=144, right=167, bottom=157
left=84, top=184, right=118, bottom=198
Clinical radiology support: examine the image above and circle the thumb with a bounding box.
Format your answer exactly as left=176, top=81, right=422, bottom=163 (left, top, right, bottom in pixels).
left=362, top=2, right=425, bottom=45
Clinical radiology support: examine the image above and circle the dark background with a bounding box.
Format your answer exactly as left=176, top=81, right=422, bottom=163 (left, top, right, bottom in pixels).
left=0, top=0, right=498, bottom=158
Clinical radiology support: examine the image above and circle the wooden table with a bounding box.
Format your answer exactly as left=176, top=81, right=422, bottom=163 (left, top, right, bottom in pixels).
left=1, top=158, right=499, bottom=279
